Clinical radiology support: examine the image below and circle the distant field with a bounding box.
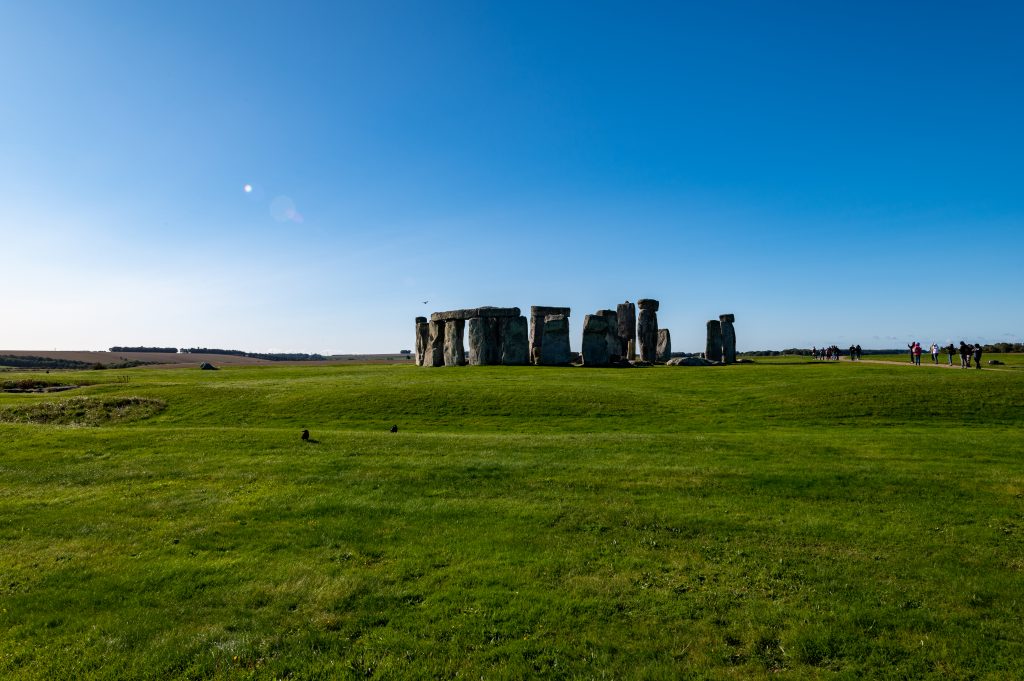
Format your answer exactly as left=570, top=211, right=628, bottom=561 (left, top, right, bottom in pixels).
left=2, top=362, right=1022, bottom=678
left=0, top=350, right=415, bottom=369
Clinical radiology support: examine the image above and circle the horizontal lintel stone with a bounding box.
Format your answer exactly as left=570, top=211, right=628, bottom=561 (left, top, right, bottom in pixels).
left=530, top=306, right=571, bottom=317
left=431, top=306, right=521, bottom=322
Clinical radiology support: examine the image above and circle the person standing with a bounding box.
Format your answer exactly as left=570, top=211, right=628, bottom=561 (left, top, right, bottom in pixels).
left=959, top=341, right=970, bottom=368
left=907, top=342, right=915, bottom=363
left=855, top=344, right=862, bottom=361
left=946, top=343, right=955, bottom=366
left=913, top=342, right=922, bottom=366
left=930, top=343, right=939, bottom=364
left=973, top=343, right=983, bottom=369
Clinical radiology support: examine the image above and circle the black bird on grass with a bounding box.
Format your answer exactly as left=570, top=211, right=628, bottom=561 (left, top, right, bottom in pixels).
left=390, top=425, right=398, bottom=433
left=301, top=429, right=310, bottom=441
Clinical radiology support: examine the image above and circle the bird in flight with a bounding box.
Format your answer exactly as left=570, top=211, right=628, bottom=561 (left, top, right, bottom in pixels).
left=422, top=300, right=429, bottom=304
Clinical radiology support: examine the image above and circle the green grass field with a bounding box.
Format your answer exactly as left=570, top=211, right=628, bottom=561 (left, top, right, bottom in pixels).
left=2, top=361, right=1023, bottom=679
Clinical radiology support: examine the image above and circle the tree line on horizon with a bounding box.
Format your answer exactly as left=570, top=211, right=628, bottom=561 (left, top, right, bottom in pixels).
left=106, top=347, right=327, bottom=361
left=180, top=348, right=327, bottom=362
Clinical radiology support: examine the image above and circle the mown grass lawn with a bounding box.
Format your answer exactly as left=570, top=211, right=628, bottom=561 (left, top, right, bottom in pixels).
left=1, top=361, right=1022, bottom=679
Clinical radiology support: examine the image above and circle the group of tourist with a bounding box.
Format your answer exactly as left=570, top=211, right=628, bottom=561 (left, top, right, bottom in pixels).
left=908, top=341, right=983, bottom=368
left=811, top=345, right=848, bottom=361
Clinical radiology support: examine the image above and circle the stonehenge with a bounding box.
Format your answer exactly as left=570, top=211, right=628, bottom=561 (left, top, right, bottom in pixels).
left=530, top=306, right=571, bottom=364
left=416, top=301, right=737, bottom=367
left=424, top=319, right=445, bottom=367
left=411, top=306, right=529, bottom=367
left=500, top=316, right=530, bottom=365
left=414, top=317, right=429, bottom=365
left=704, top=314, right=737, bottom=363
left=540, top=315, right=572, bottom=365
left=705, top=320, right=723, bottom=363
left=597, top=309, right=620, bottom=360
left=581, top=314, right=611, bottom=366
left=637, top=299, right=659, bottom=363
left=720, top=314, right=737, bottom=364
left=617, top=302, right=636, bottom=359
left=443, top=319, right=466, bottom=366
left=466, top=317, right=499, bottom=365
left=657, top=329, right=671, bottom=363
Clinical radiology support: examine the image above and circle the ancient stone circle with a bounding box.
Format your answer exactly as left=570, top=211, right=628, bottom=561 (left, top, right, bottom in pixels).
left=415, top=302, right=738, bottom=367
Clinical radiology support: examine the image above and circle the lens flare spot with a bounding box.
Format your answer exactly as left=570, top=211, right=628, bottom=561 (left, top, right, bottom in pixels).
left=270, top=195, right=303, bottom=223
left=243, top=184, right=253, bottom=193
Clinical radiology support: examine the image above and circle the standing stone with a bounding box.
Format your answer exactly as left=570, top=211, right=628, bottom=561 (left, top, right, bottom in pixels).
left=467, top=317, right=501, bottom=365
left=530, top=306, right=571, bottom=364
left=443, top=319, right=466, bottom=366
left=637, top=299, right=659, bottom=363
left=597, top=309, right=619, bottom=359
left=424, top=319, right=446, bottom=367
left=581, top=314, right=611, bottom=366
left=414, top=317, right=429, bottom=366
left=500, top=316, right=529, bottom=365
left=706, top=320, right=723, bottom=363
left=616, top=302, right=636, bottom=358
left=720, top=314, right=736, bottom=364
left=539, top=314, right=571, bottom=365
left=657, top=329, right=671, bottom=363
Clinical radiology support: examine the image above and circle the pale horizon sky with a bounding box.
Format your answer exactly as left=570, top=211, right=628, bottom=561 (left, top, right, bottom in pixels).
left=2, top=2, right=1022, bottom=354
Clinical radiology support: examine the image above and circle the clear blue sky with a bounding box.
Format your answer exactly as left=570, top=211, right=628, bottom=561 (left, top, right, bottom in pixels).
left=2, top=1, right=1021, bottom=353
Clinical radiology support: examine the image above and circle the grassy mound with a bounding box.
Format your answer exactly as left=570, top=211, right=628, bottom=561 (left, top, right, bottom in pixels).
left=0, top=395, right=166, bottom=425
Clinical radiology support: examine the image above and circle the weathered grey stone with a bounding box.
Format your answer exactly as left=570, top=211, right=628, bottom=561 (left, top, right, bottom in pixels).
left=530, top=306, right=571, bottom=364
left=476, top=306, right=521, bottom=318
left=616, top=302, right=636, bottom=357
left=530, top=306, right=571, bottom=317
left=467, top=317, right=501, bottom=365
left=424, top=320, right=446, bottom=367
left=706, top=320, right=723, bottom=363
left=500, top=316, right=529, bottom=366
left=539, top=315, right=571, bottom=365
left=443, top=319, right=466, bottom=366
left=431, top=307, right=521, bottom=322
left=594, top=309, right=619, bottom=359
left=415, top=319, right=429, bottom=366
left=667, top=356, right=720, bottom=366
left=720, top=316, right=736, bottom=364
left=581, top=314, right=611, bottom=366
left=657, top=328, right=671, bottom=363
left=638, top=304, right=659, bottom=363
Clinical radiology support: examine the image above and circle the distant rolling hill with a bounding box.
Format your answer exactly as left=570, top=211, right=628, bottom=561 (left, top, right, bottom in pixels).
left=0, top=350, right=415, bottom=369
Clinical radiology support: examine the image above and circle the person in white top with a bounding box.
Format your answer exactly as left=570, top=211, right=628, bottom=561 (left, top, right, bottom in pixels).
left=930, top=343, right=939, bottom=364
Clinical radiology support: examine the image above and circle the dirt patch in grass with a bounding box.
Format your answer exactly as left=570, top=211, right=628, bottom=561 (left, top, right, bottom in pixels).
left=0, top=396, right=167, bottom=426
